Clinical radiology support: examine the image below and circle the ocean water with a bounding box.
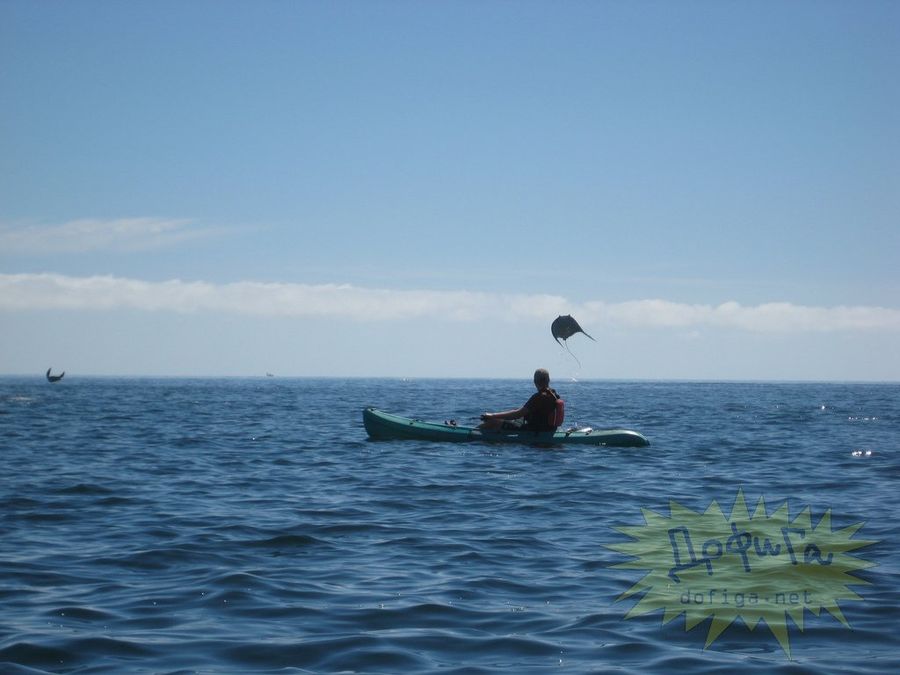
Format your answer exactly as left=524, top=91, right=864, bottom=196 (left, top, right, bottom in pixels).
left=1, top=377, right=898, bottom=674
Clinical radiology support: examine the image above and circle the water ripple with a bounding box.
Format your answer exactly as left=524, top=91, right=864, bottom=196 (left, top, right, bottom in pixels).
left=0, top=378, right=897, bottom=673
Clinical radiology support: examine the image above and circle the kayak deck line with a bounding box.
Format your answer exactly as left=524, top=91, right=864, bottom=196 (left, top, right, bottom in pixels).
left=362, top=407, right=650, bottom=447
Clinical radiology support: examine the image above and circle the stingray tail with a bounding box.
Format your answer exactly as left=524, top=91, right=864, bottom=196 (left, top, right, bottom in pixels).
left=561, top=339, right=582, bottom=368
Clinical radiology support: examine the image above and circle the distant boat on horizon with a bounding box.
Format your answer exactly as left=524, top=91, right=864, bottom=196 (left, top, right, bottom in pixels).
left=266, top=372, right=275, bottom=377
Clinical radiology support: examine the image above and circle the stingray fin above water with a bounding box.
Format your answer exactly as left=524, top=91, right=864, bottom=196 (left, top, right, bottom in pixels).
left=46, top=368, right=65, bottom=383
left=551, top=315, right=595, bottom=345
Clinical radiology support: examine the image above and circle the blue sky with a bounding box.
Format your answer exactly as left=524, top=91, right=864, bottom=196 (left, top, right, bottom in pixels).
left=2, top=1, right=898, bottom=380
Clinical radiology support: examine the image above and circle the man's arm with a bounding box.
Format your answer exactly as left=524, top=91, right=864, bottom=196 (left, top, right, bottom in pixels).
left=481, top=405, right=528, bottom=421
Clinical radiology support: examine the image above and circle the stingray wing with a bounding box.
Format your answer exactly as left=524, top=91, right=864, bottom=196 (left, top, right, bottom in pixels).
left=551, top=315, right=576, bottom=341
left=551, top=314, right=595, bottom=341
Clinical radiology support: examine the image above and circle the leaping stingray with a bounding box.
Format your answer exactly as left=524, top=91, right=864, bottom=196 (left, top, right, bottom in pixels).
left=46, top=368, right=65, bottom=383
left=551, top=315, right=595, bottom=366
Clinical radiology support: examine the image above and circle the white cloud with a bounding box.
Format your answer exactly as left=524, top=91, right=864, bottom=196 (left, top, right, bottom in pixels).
left=1, top=272, right=899, bottom=333
left=0, top=273, right=519, bottom=320
left=579, top=299, right=900, bottom=332
left=0, top=218, right=208, bottom=254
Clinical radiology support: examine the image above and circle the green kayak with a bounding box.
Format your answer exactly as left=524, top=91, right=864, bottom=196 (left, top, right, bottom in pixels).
left=363, top=408, right=650, bottom=447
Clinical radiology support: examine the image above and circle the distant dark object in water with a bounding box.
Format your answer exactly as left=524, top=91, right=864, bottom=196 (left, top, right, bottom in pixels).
left=551, top=315, right=595, bottom=367
left=551, top=315, right=595, bottom=345
left=46, top=368, right=65, bottom=383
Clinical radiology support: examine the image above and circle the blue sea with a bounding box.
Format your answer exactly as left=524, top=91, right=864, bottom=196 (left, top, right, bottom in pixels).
left=1, top=377, right=898, bottom=674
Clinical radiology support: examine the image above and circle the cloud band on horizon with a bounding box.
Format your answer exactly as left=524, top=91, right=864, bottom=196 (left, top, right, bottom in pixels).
left=1, top=272, right=898, bottom=333
left=0, top=218, right=209, bottom=253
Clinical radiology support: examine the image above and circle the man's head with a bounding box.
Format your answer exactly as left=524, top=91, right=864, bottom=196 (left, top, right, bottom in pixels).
left=533, top=368, right=550, bottom=388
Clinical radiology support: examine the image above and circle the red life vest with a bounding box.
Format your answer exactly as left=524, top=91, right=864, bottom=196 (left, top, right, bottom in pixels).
left=526, top=388, right=564, bottom=431
left=550, top=397, right=565, bottom=428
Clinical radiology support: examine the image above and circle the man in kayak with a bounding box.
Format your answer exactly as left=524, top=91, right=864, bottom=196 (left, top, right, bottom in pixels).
left=479, top=368, right=562, bottom=432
